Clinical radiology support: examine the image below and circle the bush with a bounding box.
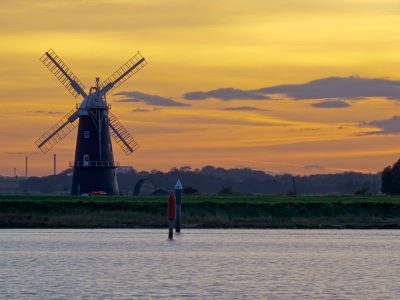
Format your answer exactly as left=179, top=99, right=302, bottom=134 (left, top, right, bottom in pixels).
left=183, top=187, right=198, bottom=195
left=218, top=187, right=234, bottom=195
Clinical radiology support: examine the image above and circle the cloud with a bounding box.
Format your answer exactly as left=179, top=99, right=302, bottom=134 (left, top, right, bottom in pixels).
left=170, top=115, right=289, bottom=127
left=3, top=151, right=26, bottom=155
left=304, top=164, right=325, bottom=170
left=132, top=108, right=162, bottom=113
left=132, top=108, right=152, bottom=113
left=361, top=115, right=400, bottom=135
left=3, top=151, right=37, bottom=156
left=223, top=106, right=267, bottom=111
left=30, top=110, right=62, bottom=114
left=310, top=100, right=350, bottom=108
left=184, top=88, right=269, bottom=101
left=115, top=91, right=190, bottom=107
left=255, top=76, right=400, bottom=100
left=182, top=76, right=400, bottom=103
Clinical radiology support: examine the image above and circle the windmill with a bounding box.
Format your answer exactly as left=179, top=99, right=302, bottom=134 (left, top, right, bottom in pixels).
left=35, top=49, right=147, bottom=195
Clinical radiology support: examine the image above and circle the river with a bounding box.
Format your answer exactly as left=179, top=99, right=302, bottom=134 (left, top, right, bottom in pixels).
left=1, top=229, right=399, bottom=299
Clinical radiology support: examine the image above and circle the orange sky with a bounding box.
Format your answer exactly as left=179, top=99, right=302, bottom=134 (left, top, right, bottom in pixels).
left=1, top=0, right=400, bottom=176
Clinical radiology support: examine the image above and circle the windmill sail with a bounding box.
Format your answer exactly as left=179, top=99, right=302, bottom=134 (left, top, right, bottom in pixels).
left=35, top=108, right=80, bottom=154
left=100, top=52, right=147, bottom=95
left=40, top=49, right=87, bottom=98
left=108, top=112, right=139, bottom=155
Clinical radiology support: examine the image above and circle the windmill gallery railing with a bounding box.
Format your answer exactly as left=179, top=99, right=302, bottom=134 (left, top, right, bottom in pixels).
left=69, top=161, right=120, bottom=168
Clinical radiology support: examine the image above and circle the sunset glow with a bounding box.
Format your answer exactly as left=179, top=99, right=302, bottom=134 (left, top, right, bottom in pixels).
left=1, top=0, right=400, bottom=176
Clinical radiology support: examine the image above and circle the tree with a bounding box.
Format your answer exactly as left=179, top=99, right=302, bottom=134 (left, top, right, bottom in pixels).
left=218, top=186, right=234, bottom=195
left=183, top=187, right=198, bottom=195
left=179, top=166, right=192, bottom=172
left=381, top=159, right=400, bottom=195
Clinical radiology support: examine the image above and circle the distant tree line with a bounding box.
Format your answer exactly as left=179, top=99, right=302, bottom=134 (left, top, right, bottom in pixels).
left=18, top=165, right=381, bottom=195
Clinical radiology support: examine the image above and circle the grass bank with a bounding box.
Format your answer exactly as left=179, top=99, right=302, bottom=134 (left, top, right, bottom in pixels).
left=1, top=195, right=400, bottom=228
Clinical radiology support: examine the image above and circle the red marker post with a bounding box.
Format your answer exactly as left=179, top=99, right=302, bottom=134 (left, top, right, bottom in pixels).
left=167, top=191, right=176, bottom=239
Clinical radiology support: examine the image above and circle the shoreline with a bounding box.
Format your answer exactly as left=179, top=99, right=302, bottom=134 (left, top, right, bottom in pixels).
left=1, top=195, right=400, bottom=229
left=2, top=225, right=400, bottom=230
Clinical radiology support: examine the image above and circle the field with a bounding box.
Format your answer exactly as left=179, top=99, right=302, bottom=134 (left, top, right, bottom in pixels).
left=2, top=194, right=400, bottom=203
left=1, top=194, right=400, bottom=228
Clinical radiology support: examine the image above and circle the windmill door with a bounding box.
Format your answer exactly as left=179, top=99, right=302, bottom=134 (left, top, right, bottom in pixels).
left=83, top=155, right=89, bottom=167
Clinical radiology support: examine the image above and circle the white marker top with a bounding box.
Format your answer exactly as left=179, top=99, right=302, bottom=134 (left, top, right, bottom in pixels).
left=175, top=179, right=182, bottom=189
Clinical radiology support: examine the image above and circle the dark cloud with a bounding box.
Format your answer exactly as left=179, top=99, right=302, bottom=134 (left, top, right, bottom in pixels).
left=30, top=110, right=62, bottom=114
left=288, top=127, right=321, bottom=133
left=132, top=108, right=152, bottom=113
left=115, top=91, right=190, bottom=107
left=184, top=88, right=269, bottom=101
left=223, top=106, right=267, bottom=111
left=311, top=100, right=350, bottom=108
left=255, top=76, right=400, bottom=100
left=183, top=76, right=400, bottom=103
left=132, top=108, right=162, bottom=113
left=304, top=164, right=325, bottom=170
left=361, top=115, right=400, bottom=135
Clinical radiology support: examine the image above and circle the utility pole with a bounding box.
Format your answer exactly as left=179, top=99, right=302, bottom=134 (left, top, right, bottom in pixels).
left=25, top=156, right=28, bottom=178
left=292, top=176, right=297, bottom=196
left=53, top=154, right=57, bottom=176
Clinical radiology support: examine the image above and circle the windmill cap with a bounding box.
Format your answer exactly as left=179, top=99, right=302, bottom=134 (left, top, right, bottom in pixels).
left=175, top=179, right=182, bottom=189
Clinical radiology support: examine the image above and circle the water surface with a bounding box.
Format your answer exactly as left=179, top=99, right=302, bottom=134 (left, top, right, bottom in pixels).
left=1, top=229, right=399, bottom=299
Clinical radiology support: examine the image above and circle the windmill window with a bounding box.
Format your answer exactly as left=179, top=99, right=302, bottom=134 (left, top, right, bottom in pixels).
left=84, top=131, right=90, bottom=139
left=83, top=155, right=89, bottom=167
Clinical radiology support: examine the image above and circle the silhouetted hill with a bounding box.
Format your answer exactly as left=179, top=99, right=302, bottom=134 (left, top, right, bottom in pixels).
left=18, top=166, right=381, bottom=195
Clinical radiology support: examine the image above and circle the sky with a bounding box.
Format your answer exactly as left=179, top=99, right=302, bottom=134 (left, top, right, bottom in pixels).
left=0, top=0, right=400, bottom=176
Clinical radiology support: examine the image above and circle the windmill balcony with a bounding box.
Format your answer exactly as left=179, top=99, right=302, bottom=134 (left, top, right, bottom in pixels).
left=69, top=161, right=120, bottom=168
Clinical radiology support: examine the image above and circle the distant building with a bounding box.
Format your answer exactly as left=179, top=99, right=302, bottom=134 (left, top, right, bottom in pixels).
left=0, top=177, right=25, bottom=194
